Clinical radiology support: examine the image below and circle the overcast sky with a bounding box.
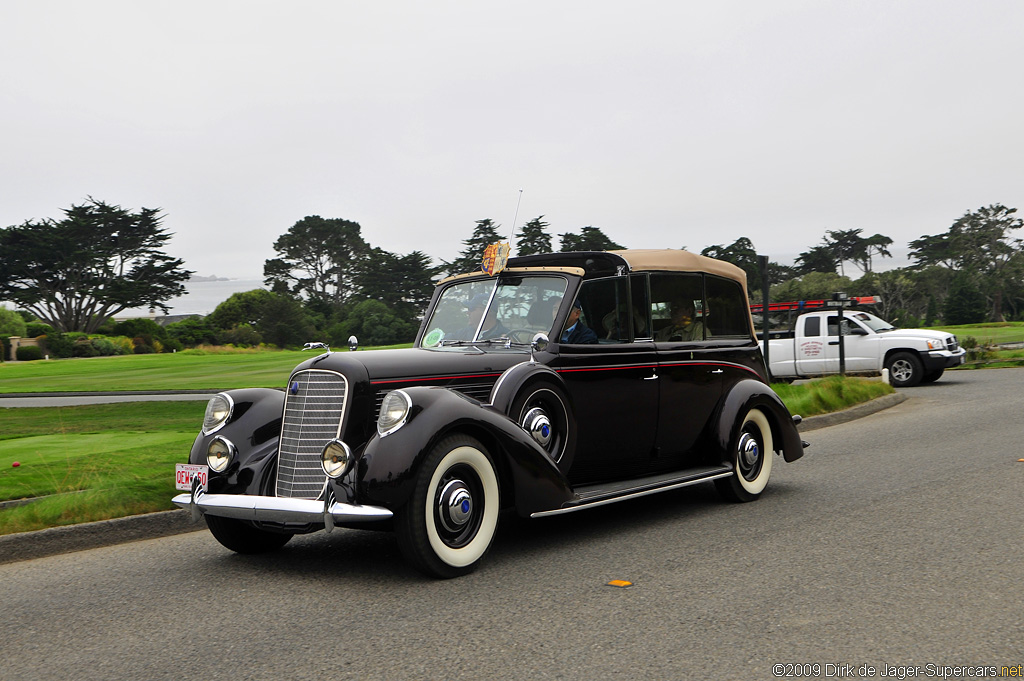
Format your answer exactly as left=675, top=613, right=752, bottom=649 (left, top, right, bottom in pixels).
left=3, top=1, right=1023, bottom=281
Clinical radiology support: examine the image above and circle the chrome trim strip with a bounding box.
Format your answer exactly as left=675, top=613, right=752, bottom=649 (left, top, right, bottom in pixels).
left=529, top=472, right=734, bottom=518
left=172, top=491, right=393, bottom=523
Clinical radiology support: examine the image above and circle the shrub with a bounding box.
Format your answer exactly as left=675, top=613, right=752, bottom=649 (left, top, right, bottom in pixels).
left=0, top=336, right=8, bottom=362
left=39, top=332, right=75, bottom=359
left=16, top=345, right=44, bottom=361
left=72, top=339, right=101, bottom=357
left=112, top=318, right=168, bottom=342
left=89, top=337, right=120, bottom=356
left=220, top=324, right=263, bottom=347
left=25, top=322, right=54, bottom=337
left=133, top=343, right=156, bottom=354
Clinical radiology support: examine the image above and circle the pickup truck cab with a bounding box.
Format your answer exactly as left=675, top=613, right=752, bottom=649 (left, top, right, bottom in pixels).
left=761, top=309, right=965, bottom=387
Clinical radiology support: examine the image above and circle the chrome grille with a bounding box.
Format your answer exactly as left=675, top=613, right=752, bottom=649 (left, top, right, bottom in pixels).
left=276, top=369, right=348, bottom=499
left=947, top=336, right=959, bottom=352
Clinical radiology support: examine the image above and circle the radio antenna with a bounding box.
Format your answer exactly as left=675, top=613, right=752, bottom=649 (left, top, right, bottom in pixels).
left=507, top=189, right=523, bottom=250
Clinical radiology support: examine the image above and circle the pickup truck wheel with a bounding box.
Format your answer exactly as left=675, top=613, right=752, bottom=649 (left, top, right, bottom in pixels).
left=205, top=515, right=293, bottom=554
left=510, top=382, right=576, bottom=473
left=921, top=367, right=944, bottom=383
left=886, top=352, right=923, bottom=387
left=715, top=408, right=773, bottom=503
left=396, top=434, right=500, bottom=579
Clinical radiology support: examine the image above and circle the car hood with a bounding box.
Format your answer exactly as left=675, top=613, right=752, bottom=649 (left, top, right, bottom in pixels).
left=880, top=328, right=957, bottom=344
left=289, top=345, right=533, bottom=385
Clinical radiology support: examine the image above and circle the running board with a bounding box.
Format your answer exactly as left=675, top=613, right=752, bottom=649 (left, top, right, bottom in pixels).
left=531, top=466, right=734, bottom=518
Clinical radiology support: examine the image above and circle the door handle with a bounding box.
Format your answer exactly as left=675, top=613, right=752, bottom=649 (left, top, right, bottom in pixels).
left=710, top=369, right=724, bottom=374
left=643, top=371, right=658, bottom=380
left=828, top=341, right=840, bottom=345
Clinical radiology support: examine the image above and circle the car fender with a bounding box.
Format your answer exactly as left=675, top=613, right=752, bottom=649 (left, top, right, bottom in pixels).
left=357, top=386, right=575, bottom=516
left=714, top=379, right=804, bottom=462
left=189, top=388, right=285, bottom=496
left=487, top=361, right=566, bottom=413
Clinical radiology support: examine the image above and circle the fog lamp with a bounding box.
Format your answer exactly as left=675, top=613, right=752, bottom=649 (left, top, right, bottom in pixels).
left=321, top=440, right=352, bottom=479
left=207, top=436, right=236, bottom=473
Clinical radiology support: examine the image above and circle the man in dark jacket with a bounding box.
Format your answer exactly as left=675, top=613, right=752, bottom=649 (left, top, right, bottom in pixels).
left=560, top=300, right=598, bottom=344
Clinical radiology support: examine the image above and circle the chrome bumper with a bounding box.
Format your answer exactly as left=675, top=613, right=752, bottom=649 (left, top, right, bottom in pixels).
left=172, top=487, right=393, bottom=527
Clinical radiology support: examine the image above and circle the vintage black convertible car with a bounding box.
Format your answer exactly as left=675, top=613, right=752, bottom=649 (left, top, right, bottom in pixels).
left=174, top=249, right=806, bottom=577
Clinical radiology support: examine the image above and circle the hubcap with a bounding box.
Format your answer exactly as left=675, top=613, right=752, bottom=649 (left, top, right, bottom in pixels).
left=737, top=431, right=762, bottom=480
left=438, top=479, right=473, bottom=533
left=523, top=407, right=552, bottom=448
left=892, top=360, right=911, bottom=381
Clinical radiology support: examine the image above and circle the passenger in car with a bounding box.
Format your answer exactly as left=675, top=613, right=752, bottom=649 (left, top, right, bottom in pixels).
left=656, top=299, right=704, bottom=341
left=453, top=294, right=510, bottom=340
left=560, top=300, right=598, bottom=344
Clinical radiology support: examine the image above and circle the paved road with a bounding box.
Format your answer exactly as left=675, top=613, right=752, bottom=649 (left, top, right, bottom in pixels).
left=2, top=370, right=1022, bottom=680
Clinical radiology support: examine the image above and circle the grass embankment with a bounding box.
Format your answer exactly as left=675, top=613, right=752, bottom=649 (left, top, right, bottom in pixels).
left=0, top=402, right=203, bottom=535
left=0, top=375, right=892, bottom=536
left=771, top=375, right=894, bottom=418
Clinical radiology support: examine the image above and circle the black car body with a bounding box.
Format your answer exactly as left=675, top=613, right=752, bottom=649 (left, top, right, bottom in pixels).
left=174, top=249, right=805, bottom=577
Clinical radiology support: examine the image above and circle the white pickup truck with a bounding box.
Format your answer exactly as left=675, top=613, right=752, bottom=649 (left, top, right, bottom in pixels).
left=759, top=309, right=966, bottom=387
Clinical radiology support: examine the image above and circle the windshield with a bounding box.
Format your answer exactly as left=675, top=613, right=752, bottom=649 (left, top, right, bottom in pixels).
left=420, top=275, right=569, bottom=347
left=848, top=311, right=897, bottom=332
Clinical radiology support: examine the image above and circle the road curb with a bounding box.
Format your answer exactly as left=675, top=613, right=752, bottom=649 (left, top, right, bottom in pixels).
left=797, top=391, right=908, bottom=432
left=0, top=508, right=203, bottom=566
left=1, top=392, right=909, bottom=566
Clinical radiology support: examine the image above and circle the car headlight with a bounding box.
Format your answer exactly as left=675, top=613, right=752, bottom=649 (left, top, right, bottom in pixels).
left=926, top=340, right=941, bottom=350
left=377, top=390, right=412, bottom=437
left=207, top=436, right=236, bottom=473
left=203, top=393, right=234, bottom=434
left=321, top=439, right=352, bottom=478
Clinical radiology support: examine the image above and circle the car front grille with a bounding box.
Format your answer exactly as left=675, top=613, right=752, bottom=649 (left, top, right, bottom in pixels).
left=276, top=369, right=348, bottom=499
left=947, top=337, right=959, bottom=352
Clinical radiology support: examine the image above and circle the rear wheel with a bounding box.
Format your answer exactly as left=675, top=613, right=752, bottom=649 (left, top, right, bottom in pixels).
left=886, top=352, right=923, bottom=387
left=396, top=434, right=500, bottom=578
left=205, top=515, right=293, bottom=554
left=715, top=408, right=773, bottom=503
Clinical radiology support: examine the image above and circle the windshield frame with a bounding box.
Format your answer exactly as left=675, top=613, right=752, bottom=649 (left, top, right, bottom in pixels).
left=419, top=272, right=573, bottom=348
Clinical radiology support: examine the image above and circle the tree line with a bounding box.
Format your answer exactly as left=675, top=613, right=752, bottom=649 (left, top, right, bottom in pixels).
left=1, top=198, right=1021, bottom=356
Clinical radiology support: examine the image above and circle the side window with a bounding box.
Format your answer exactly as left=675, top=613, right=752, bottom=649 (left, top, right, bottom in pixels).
left=575, top=276, right=632, bottom=343
left=705, top=275, right=752, bottom=339
left=804, top=316, right=821, bottom=337
left=650, top=273, right=704, bottom=342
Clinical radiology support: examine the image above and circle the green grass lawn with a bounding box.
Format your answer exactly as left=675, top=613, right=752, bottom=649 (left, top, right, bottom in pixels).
left=924, top=321, right=1024, bottom=346
left=0, top=375, right=894, bottom=535
left=0, top=344, right=412, bottom=393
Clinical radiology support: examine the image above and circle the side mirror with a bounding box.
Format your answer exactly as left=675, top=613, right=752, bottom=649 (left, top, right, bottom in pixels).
left=348, top=335, right=359, bottom=351
left=531, top=332, right=549, bottom=353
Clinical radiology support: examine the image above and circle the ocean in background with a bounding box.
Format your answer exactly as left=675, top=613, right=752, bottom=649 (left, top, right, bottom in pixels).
left=121, top=278, right=264, bottom=318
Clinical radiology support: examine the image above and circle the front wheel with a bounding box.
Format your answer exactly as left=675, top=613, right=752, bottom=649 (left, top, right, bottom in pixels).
left=396, top=434, right=500, bottom=578
left=886, top=352, right=923, bottom=387
left=921, top=367, right=944, bottom=383
left=715, top=408, right=773, bottom=503
left=205, top=515, right=293, bottom=554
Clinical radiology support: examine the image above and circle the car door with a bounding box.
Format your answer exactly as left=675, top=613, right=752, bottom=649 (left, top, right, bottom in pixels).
left=825, top=313, right=879, bottom=373
left=649, top=273, right=725, bottom=470
left=550, top=274, right=659, bottom=484
left=795, top=314, right=830, bottom=375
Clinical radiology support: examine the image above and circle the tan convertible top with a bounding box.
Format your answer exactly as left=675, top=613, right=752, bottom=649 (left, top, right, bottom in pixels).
left=610, top=249, right=748, bottom=289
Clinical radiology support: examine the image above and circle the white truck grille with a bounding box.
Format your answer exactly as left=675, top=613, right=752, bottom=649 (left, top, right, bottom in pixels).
left=276, top=369, right=348, bottom=499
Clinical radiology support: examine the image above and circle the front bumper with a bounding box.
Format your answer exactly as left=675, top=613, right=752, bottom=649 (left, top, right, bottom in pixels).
left=172, top=488, right=393, bottom=526
left=924, top=348, right=967, bottom=370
